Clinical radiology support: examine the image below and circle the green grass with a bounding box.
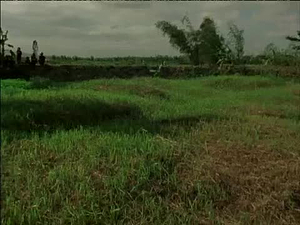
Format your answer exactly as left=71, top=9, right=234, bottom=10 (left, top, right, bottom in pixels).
left=1, top=75, right=300, bottom=224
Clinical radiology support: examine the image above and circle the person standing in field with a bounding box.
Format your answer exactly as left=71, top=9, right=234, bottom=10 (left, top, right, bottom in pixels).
left=16, top=47, right=22, bottom=65
left=25, top=57, right=30, bottom=65
left=39, top=52, right=46, bottom=66
left=31, top=53, right=38, bottom=68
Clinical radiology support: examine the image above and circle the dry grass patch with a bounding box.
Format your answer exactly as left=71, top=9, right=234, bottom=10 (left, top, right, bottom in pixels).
left=249, top=109, right=286, bottom=119
left=246, top=105, right=286, bottom=119
left=172, top=117, right=300, bottom=224
left=179, top=139, right=300, bottom=224
left=292, top=89, right=300, bottom=97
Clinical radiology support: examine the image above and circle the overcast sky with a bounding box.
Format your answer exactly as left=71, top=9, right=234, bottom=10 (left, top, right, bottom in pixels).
left=2, top=1, right=299, bottom=57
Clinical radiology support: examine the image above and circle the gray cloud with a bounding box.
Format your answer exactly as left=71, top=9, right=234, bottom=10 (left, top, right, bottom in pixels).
left=2, top=1, right=298, bottom=57
left=48, top=15, right=100, bottom=30
left=103, top=2, right=153, bottom=10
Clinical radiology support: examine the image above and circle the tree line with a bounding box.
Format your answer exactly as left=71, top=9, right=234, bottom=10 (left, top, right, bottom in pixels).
left=50, top=16, right=299, bottom=67
left=155, top=15, right=300, bottom=66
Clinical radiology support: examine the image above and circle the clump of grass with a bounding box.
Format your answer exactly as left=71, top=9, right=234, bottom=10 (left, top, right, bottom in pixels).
left=95, top=84, right=170, bottom=99
left=203, top=75, right=285, bottom=91
left=28, top=77, right=67, bottom=90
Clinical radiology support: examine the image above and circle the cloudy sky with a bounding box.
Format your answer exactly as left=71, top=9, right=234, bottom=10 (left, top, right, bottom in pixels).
left=2, top=1, right=299, bottom=57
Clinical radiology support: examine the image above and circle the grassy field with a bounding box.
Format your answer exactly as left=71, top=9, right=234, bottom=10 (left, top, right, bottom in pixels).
left=1, top=75, right=300, bottom=224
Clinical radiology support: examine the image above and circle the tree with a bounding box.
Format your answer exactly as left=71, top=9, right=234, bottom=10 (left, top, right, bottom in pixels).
left=0, top=28, right=14, bottom=67
left=262, top=43, right=278, bottom=65
left=286, top=31, right=300, bottom=50
left=263, top=43, right=278, bottom=58
left=286, top=43, right=300, bottom=57
left=198, top=17, right=226, bottom=66
left=226, top=22, right=244, bottom=64
left=155, top=16, right=225, bottom=66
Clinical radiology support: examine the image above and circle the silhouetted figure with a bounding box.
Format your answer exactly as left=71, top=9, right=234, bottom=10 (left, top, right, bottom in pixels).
left=3, top=55, right=15, bottom=69
left=25, top=57, right=31, bottom=65
left=39, top=52, right=46, bottom=66
left=16, top=47, right=22, bottom=65
left=31, top=53, right=37, bottom=68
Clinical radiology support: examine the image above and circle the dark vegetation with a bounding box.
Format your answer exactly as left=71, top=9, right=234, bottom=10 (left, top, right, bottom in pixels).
left=286, top=30, right=300, bottom=50
left=2, top=64, right=299, bottom=82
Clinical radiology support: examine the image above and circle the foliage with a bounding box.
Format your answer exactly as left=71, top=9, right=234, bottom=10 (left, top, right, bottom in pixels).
left=286, top=30, right=300, bottom=50
left=198, top=17, right=226, bottom=65
left=240, top=42, right=300, bottom=67
left=261, top=43, right=300, bottom=66
left=0, top=28, right=15, bottom=67
left=156, top=16, right=225, bottom=65
left=226, top=22, right=245, bottom=64
left=0, top=29, right=14, bottom=53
